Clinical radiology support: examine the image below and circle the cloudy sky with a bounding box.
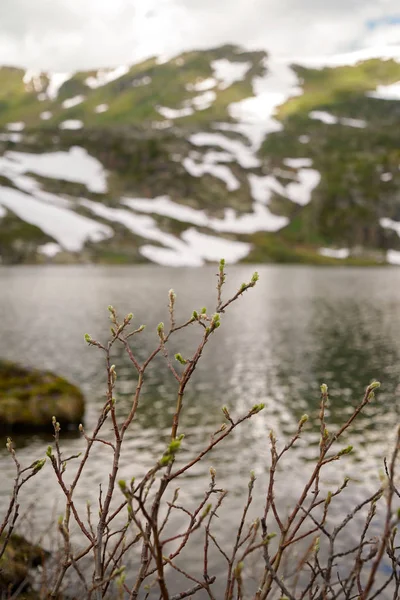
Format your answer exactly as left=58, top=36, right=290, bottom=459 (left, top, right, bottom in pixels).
left=0, top=0, right=400, bottom=71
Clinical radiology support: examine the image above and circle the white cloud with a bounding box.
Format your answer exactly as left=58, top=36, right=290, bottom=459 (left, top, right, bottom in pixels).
left=0, top=0, right=399, bottom=70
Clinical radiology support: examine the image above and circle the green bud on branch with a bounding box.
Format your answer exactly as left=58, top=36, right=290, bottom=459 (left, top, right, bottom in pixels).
left=168, top=438, right=183, bottom=454
left=249, top=403, right=265, bottom=415
left=31, top=459, right=46, bottom=474
left=157, top=322, right=165, bottom=340
left=320, top=383, right=328, bottom=395
left=299, top=414, right=309, bottom=427
left=175, top=353, right=187, bottom=365
left=369, top=380, right=380, bottom=391
left=222, top=406, right=231, bottom=420
left=235, top=562, right=244, bottom=577
left=314, top=536, right=320, bottom=554
left=337, top=445, right=353, bottom=457
left=251, top=272, right=259, bottom=284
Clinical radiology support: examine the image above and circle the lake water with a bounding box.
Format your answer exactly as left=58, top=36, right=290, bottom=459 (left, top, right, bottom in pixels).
left=0, top=264, right=400, bottom=597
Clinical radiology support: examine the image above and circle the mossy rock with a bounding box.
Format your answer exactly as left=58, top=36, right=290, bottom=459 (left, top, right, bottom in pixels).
left=0, top=361, right=84, bottom=430
left=0, top=533, right=49, bottom=598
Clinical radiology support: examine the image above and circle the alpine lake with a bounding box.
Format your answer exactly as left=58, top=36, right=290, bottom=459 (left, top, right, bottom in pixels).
left=0, top=264, right=399, bottom=597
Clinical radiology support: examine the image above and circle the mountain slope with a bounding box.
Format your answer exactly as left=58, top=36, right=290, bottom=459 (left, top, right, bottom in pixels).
left=1, top=44, right=400, bottom=266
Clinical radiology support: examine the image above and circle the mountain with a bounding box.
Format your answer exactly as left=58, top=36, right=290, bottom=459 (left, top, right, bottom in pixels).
left=1, top=44, right=400, bottom=266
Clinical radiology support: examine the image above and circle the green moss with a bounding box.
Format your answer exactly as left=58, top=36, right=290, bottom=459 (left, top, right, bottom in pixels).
left=0, top=533, right=49, bottom=598
left=0, top=361, right=84, bottom=430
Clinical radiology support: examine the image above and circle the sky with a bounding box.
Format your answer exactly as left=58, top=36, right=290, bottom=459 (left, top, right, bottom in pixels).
left=0, top=0, right=400, bottom=71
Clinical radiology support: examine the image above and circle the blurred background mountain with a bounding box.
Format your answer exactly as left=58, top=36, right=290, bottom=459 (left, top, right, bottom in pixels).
left=0, top=1, right=400, bottom=266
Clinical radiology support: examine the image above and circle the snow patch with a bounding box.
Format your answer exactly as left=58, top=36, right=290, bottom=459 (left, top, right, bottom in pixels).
left=309, top=112, right=366, bottom=128
left=0, top=187, right=113, bottom=252
left=123, top=187, right=289, bottom=235
left=156, top=90, right=217, bottom=119
left=189, top=132, right=259, bottom=168
left=284, top=158, right=313, bottom=168
left=82, top=198, right=249, bottom=266
left=132, top=75, right=151, bottom=87
left=381, top=172, right=393, bottom=182
left=211, top=59, right=251, bottom=89
left=156, top=106, right=194, bottom=119
left=309, top=111, right=338, bottom=124
left=319, top=248, right=350, bottom=259
left=155, top=54, right=171, bottom=65
left=94, top=104, right=109, bottom=113
left=248, top=174, right=281, bottom=203
left=248, top=167, right=320, bottom=208
left=140, top=230, right=250, bottom=266
left=0, top=204, right=6, bottom=217
left=123, top=196, right=208, bottom=227
left=186, top=78, right=217, bottom=92
left=293, top=45, right=400, bottom=69
left=380, top=217, right=400, bottom=236
left=182, top=229, right=250, bottom=262
left=59, top=120, right=83, bottom=130
left=191, top=90, right=216, bottom=111
left=340, top=117, right=367, bottom=128
left=46, top=73, right=72, bottom=100
left=183, top=156, right=240, bottom=191
left=1, top=147, right=107, bottom=193
left=367, top=81, right=400, bottom=100
left=85, top=65, right=129, bottom=88
left=6, top=122, right=25, bottom=132
left=285, top=169, right=321, bottom=205
left=23, top=70, right=44, bottom=93
left=139, top=245, right=202, bottom=266
left=0, top=133, right=22, bottom=143
left=387, top=250, right=400, bottom=265
left=213, top=203, right=289, bottom=234
left=227, top=59, right=303, bottom=150
left=40, top=111, right=52, bottom=120
left=38, top=242, right=62, bottom=257
left=299, top=135, right=310, bottom=144
left=62, top=95, right=85, bottom=109
left=152, top=120, right=172, bottom=129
